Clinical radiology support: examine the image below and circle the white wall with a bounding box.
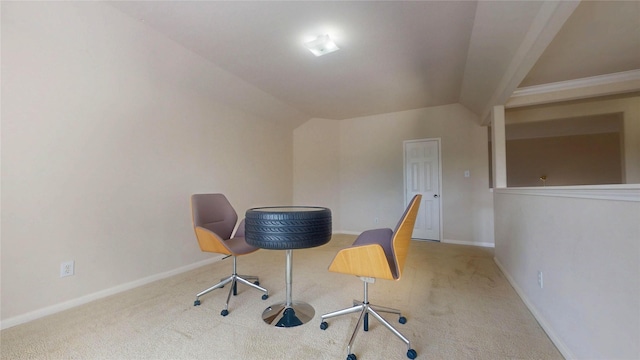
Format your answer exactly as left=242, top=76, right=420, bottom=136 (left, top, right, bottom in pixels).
left=294, top=105, right=494, bottom=246
left=293, top=118, right=341, bottom=230
left=1, top=2, right=297, bottom=325
left=494, top=190, right=640, bottom=359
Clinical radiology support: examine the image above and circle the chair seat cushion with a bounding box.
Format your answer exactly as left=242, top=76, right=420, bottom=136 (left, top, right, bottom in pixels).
left=224, top=236, right=259, bottom=255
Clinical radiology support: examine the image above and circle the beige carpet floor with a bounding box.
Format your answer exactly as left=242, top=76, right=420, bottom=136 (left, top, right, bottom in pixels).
left=0, top=234, right=563, bottom=360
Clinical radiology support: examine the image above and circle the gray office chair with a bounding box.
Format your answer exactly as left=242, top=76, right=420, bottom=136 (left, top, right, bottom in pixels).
left=320, top=195, right=422, bottom=360
left=190, top=193, right=268, bottom=316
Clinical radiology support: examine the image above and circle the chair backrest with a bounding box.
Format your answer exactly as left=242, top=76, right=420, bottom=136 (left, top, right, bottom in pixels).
left=191, top=194, right=238, bottom=241
left=390, top=194, right=422, bottom=280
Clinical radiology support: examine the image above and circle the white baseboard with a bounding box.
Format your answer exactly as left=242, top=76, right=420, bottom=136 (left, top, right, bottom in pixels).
left=2, top=232, right=358, bottom=329
left=442, top=239, right=495, bottom=248
left=0, top=256, right=223, bottom=330
left=493, top=257, right=574, bottom=360
left=335, top=230, right=360, bottom=235
left=0, top=236, right=501, bottom=331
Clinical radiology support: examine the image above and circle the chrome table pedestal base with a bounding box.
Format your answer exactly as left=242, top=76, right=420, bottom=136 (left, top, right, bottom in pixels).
left=262, top=301, right=314, bottom=327
left=261, top=249, right=314, bottom=327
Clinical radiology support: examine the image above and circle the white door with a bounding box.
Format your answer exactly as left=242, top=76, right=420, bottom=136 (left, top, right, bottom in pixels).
left=404, top=139, right=441, bottom=241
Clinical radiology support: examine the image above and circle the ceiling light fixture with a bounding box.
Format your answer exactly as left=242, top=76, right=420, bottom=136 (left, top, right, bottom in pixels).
left=304, top=34, right=339, bottom=56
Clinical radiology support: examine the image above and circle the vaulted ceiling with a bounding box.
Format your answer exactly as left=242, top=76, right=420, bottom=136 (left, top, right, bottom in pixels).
left=108, top=1, right=640, bottom=125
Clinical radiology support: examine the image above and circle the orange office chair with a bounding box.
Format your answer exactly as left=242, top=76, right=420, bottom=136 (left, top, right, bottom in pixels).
left=190, top=193, right=268, bottom=316
left=320, top=194, right=422, bottom=360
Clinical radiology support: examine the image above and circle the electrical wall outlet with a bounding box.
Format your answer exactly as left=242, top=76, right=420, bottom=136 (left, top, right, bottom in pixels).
left=60, top=261, right=75, bottom=277
left=374, top=217, right=379, bottom=224
left=537, top=271, right=543, bottom=288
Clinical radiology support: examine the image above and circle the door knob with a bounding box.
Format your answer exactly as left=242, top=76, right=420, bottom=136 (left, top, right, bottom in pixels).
left=433, top=194, right=439, bottom=198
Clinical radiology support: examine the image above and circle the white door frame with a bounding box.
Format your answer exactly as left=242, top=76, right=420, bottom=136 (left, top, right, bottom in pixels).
left=403, top=138, right=443, bottom=241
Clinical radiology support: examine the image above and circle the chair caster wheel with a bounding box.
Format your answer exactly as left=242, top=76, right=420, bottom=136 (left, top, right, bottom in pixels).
left=194, top=300, right=201, bottom=306
left=347, top=354, right=357, bottom=360
left=320, top=321, right=328, bottom=330
left=407, top=349, right=417, bottom=359
left=399, top=316, right=407, bottom=324
left=220, top=309, right=229, bottom=316
left=254, top=281, right=260, bottom=286
left=262, top=294, right=268, bottom=300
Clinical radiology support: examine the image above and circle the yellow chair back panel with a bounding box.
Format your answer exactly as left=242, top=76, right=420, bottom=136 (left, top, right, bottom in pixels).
left=392, top=194, right=422, bottom=280
left=328, top=244, right=395, bottom=280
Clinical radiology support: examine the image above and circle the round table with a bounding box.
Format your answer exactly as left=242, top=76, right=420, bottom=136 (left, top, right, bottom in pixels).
left=245, top=206, right=331, bottom=327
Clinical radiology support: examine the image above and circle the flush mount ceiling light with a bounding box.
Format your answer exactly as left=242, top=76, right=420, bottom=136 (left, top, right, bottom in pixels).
left=304, top=34, right=339, bottom=56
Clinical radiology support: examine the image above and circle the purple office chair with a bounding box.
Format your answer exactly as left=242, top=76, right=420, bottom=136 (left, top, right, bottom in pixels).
left=190, top=193, right=268, bottom=316
left=320, top=194, right=422, bottom=360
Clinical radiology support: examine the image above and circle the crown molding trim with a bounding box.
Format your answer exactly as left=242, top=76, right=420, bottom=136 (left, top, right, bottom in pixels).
left=511, top=69, right=640, bottom=97
left=506, top=70, right=640, bottom=108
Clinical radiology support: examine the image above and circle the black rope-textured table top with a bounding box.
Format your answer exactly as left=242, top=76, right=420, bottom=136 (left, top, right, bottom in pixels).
left=245, top=206, right=332, bottom=250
